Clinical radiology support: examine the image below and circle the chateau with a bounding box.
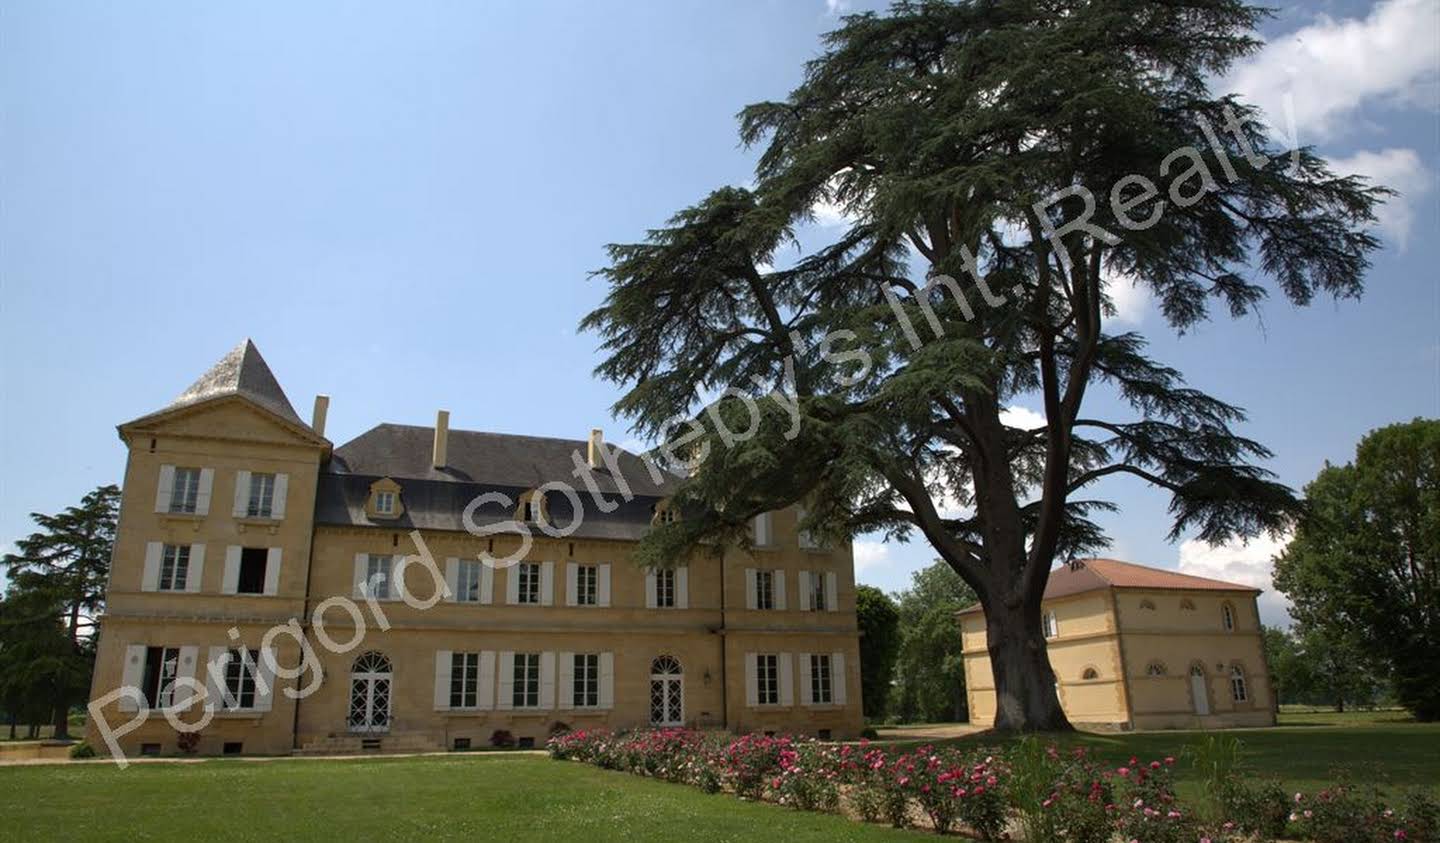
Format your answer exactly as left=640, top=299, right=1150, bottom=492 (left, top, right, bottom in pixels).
left=960, top=558, right=1276, bottom=731
left=86, top=340, right=862, bottom=756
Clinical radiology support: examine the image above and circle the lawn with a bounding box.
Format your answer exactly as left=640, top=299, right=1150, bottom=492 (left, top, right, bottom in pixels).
left=882, top=709, right=1440, bottom=798
left=0, top=754, right=930, bottom=842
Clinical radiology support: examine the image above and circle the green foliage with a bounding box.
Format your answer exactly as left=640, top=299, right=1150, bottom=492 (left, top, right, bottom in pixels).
left=1274, top=419, right=1440, bottom=721
left=582, top=0, right=1385, bottom=730
left=888, top=561, right=975, bottom=723
left=68, top=741, right=96, bottom=759
left=1264, top=624, right=1389, bottom=710
left=855, top=585, right=901, bottom=719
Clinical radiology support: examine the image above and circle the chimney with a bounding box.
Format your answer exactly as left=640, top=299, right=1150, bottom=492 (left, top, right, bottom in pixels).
left=587, top=428, right=604, bottom=469
left=433, top=410, right=450, bottom=469
left=311, top=395, right=330, bottom=437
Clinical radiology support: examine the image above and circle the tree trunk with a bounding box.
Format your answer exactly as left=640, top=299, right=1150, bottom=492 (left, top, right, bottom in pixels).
left=986, top=599, right=1072, bottom=732
left=8, top=713, right=15, bottom=740
left=52, top=702, right=70, bottom=740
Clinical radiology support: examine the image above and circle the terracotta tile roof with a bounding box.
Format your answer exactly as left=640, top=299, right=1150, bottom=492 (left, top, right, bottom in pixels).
left=957, top=557, right=1258, bottom=615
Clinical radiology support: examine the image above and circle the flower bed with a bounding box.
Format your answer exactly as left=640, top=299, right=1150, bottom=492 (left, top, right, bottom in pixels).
left=547, top=729, right=1436, bottom=842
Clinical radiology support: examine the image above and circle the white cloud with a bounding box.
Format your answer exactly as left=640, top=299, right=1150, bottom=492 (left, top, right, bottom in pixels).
left=1223, top=0, right=1440, bottom=140
left=1104, top=273, right=1152, bottom=326
left=1327, top=147, right=1434, bottom=249
left=825, top=0, right=851, bottom=17
left=811, top=197, right=853, bottom=227
left=852, top=539, right=891, bottom=575
left=1000, top=405, right=1046, bottom=431
left=1176, top=532, right=1294, bottom=626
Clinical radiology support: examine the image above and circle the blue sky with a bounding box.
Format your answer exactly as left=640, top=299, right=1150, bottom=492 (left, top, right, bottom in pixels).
left=2, top=0, right=1436, bottom=624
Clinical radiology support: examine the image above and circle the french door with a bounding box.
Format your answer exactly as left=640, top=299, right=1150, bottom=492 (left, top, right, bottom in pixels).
left=649, top=655, right=684, bottom=727
left=348, top=652, right=392, bottom=733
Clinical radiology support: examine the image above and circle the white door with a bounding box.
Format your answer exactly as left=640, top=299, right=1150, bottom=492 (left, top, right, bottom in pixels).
left=649, top=655, right=684, bottom=727
left=348, top=652, right=393, bottom=733
left=1190, top=666, right=1210, bottom=716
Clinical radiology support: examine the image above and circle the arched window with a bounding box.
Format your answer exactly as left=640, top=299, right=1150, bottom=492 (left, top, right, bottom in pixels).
left=1041, top=611, right=1058, bottom=639
left=1146, top=661, right=1167, bottom=677
left=1180, top=598, right=1196, bottom=611
left=1221, top=602, right=1236, bottom=631
left=1230, top=665, right=1248, bottom=702
left=1081, top=667, right=1099, bottom=680
left=353, top=651, right=392, bottom=674
left=652, top=500, right=679, bottom=526
left=651, top=655, right=682, bottom=676
left=1139, top=598, right=1156, bottom=611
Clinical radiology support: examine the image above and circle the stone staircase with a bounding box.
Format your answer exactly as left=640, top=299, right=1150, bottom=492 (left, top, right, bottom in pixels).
left=296, top=731, right=446, bottom=756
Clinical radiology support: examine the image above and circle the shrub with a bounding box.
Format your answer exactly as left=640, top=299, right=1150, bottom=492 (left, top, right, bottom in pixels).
left=176, top=731, right=201, bottom=755
left=69, top=741, right=96, bottom=759
left=1111, top=755, right=1201, bottom=843
left=1289, top=782, right=1410, bottom=843
left=1218, top=778, right=1291, bottom=840
left=724, top=733, right=788, bottom=800
left=771, top=742, right=841, bottom=812
left=1403, top=789, right=1439, bottom=843
left=548, top=721, right=571, bottom=737
left=859, top=727, right=879, bottom=740
left=489, top=729, right=515, bottom=748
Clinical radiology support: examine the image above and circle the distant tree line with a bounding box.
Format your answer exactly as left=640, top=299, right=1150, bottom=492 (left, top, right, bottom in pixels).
left=1, top=485, right=117, bottom=739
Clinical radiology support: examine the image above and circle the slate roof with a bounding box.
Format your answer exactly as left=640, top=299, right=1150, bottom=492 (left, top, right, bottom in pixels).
left=165, top=339, right=304, bottom=426
left=957, top=557, right=1259, bottom=615
left=317, top=423, right=683, bottom=539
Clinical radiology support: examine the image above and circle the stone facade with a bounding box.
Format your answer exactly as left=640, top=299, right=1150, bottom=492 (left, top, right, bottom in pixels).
left=959, top=558, right=1276, bottom=731
left=85, top=340, right=862, bottom=757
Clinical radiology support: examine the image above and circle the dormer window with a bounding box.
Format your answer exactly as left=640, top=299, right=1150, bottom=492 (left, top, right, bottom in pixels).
left=653, top=500, right=679, bottom=526
left=366, top=478, right=404, bottom=520
left=516, top=490, right=548, bottom=526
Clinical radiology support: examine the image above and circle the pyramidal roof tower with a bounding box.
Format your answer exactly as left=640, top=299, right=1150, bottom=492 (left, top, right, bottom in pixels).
left=165, top=338, right=303, bottom=425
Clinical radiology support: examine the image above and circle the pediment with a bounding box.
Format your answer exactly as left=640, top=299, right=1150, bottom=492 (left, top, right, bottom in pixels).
left=120, top=394, right=328, bottom=449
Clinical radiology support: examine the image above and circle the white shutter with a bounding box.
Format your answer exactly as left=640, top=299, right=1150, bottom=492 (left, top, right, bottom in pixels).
left=263, top=548, right=282, bottom=596
left=186, top=544, right=205, bottom=593
left=271, top=473, right=288, bottom=519
left=597, top=563, right=611, bottom=607
left=675, top=566, right=689, bottom=609
left=390, top=555, right=406, bottom=601
left=142, top=542, right=163, bottom=591
left=195, top=468, right=214, bottom=515
left=254, top=648, right=276, bottom=711
left=477, top=651, right=496, bottom=710
left=774, top=570, right=787, bottom=610
left=833, top=652, right=848, bottom=705
left=599, top=652, right=614, bottom=709
left=205, top=646, right=228, bottom=711
left=779, top=652, right=794, bottom=706
left=565, top=562, right=578, bottom=607
left=540, top=561, right=555, bottom=606
left=496, top=652, right=514, bottom=710
left=353, top=553, right=368, bottom=598
left=120, top=644, right=147, bottom=711
left=753, top=512, right=772, bottom=546
left=222, top=546, right=242, bottom=594
left=445, top=559, right=459, bottom=602
left=644, top=570, right=657, bottom=609
left=505, top=566, right=520, bottom=604
left=799, top=653, right=813, bottom=706
left=799, top=571, right=813, bottom=611
left=539, top=652, right=556, bottom=709
left=558, top=651, right=574, bottom=709
left=826, top=572, right=838, bottom=612
left=434, top=651, right=452, bottom=710
left=744, top=569, right=758, bottom=610
left=155, top=465, right=176, bottom=513
left=744, top=653, right=758, bottom=707
left=480, top=564, right=494, bottom=605
left=233, top=470, right=252, bottom=517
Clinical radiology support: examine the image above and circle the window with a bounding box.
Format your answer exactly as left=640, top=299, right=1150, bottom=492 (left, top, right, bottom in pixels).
left=141, top=646, right=181, bottom=708
left=159, top=544, right=190, bottom=592
left=755, top=570, right=775, bottom=611
left=512, top=653, right=540, bottom=708
left=756, top=654, right=780, bottom=705
left=170, top=467, right=201, bottom=514
left=374, top=491, right=396, bottom=516
left=1230, top=665, right=1248, bottom=702
left=810, top=573, right=827, bottom=612
left=1081, top=667, right=1100, bottom=680
left=1042, top=611, right=1058, bottom=639
left=752, top=512, right=773, bottom=546
left=810, top=654, right=833, bottom=704
left=655, top=568, right=676, bottom=608
left=516, top=562, right=541, bottom=605
left=573, top=653, right=599, bottom=708
left=365, top=554, right=391, bottom=600
left=655, top=505, right=677, bottom=525
left=1222, top=603, right=1236, bottom=631
left=576, top=564, right=598, bottom=606
left=450, top=652, right=480, bottom=709
left=796, top=505, right=819, bottom=549
left=456, top=560, right=482, bottom=602
left=237, top=548, right=268, bottom=595
left=1139, top=599, right=1157, bottom=611
left=1180, top=598, right=1196, bottom=611
left=223, top=742, right=243, bottom=755
left=1146, top=662, right=1168, bottom=677
left=246, top=473, right=276, bottom=518
left=222, top=648, right=259, bottom=710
